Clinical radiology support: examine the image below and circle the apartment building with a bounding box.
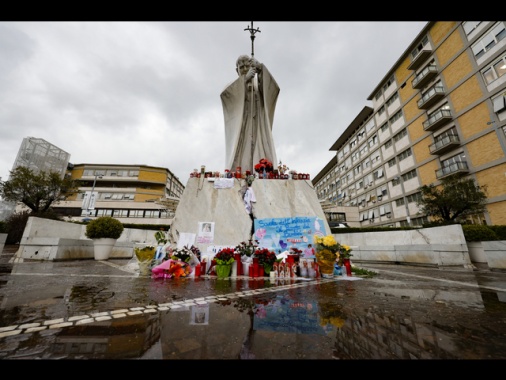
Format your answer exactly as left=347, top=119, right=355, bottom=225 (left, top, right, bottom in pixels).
left=313, top=21, right=506, bottom=227
left=54, top=163, right=185, bottom=225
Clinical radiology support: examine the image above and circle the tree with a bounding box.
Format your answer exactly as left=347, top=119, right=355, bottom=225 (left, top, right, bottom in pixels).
left=0, top=166, right=78, bottom=214
left=416, top=173, right=488, bottom=223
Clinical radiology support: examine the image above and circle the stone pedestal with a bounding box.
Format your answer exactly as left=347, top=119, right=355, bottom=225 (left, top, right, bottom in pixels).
left=169, top=177, right=330, bottom=252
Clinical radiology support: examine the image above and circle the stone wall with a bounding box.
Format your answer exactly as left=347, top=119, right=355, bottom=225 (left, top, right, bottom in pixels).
left=336, top=224, right=473, bottom=269
left=17, top=217, right=158, bottom=261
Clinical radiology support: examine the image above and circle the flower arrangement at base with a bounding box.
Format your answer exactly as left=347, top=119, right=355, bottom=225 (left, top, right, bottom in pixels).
left=169, top=247, right=192, bottom=263
left=254, top=158, right=273, bottom=174
left=313, top=234, right=340, bottom=278
left=254, top=248, right=277, bottom=274
left=235, top=239, right=259, bottom=258
left=338, top=244, right=353, bottom=265
left=277, top=160, right=289, bottom=175
left=134, top=245, right=157, bottom=262
left=151, top=259, right=191, bottom=279
left=214, top=247, right=236, bottom=265
left=214, top=247, right=235, bottom=278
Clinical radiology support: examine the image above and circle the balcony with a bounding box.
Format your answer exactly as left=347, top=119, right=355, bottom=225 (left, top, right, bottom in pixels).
left=407, top=48, right=432, bottom=71
left=429, top=135, right=460, bottom=155
left=412, top=65, right=438, bottom=89
left=417, top=85, right=445, bottom=109
left=423, top=108, right=452, bottom=131
left=436, top=161, right=469, bottom=179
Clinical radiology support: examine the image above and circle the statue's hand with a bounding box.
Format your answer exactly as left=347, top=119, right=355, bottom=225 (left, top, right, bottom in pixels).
left=245, top=67, right=256, bottom=81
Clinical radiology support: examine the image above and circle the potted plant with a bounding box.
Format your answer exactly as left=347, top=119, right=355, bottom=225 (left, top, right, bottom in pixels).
left=85, top=216, right=124, bottom=260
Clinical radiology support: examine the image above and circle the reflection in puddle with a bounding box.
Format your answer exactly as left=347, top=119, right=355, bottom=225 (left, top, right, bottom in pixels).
left=1, top=276, right=506, bottom=359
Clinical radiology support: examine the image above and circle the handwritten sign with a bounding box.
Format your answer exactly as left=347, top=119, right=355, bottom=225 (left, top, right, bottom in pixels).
left=253, top=216, right=328, bottom=253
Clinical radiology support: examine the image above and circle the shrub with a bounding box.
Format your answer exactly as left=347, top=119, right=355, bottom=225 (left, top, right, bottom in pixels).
left=488, top=225, right=506, bottom=240
left=85, top=216, right=124, bottom=240
left=462, top=225, right=498, bottom=242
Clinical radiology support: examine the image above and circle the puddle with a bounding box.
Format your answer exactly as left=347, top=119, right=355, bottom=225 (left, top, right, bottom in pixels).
left=1, top=278, right=506, bottom=359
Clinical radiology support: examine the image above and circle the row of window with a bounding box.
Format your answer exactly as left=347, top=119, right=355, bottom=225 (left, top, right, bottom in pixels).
left=83, top=169, right=140, bottom=177
left=79, top=192, right=135, bottom=201
left=83, top=209, right=172, bottom=218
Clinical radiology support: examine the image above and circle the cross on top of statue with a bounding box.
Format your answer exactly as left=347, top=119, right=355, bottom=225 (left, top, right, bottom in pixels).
left=244, top=21, right=260, bottom=57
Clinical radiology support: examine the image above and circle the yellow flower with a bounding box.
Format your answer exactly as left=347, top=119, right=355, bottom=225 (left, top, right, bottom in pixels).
left=323, top=235, right=337, bottom=247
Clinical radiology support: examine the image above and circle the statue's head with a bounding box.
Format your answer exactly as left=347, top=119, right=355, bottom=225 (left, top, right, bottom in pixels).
left=236, top=54, right=251, bottom=76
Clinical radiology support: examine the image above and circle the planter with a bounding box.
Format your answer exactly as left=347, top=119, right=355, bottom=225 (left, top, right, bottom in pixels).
left=93, top=238, right=117, bottom=260
left=216, top=264, right=232, bottom=279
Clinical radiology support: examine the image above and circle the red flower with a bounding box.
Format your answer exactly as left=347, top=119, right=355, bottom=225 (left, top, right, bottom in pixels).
left=254, top=158, right=273, bottom=173
left=254, top=248, right=277, bottom=266
left=215, top=247, right=235, bottom=264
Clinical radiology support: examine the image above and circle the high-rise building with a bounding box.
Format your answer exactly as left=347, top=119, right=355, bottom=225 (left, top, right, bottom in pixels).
left=0, top=137, right=70, bottom=221
left=11, top=137, right=70, bottom=178
left=313, top=21, right=506, bottom=227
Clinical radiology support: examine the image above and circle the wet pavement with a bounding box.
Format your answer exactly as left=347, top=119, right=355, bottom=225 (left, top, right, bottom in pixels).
left=1, top=245, right=506, bottom=360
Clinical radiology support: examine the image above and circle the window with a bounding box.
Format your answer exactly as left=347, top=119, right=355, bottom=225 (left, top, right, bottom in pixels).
left=384, top=139, right=393, bottom=149
left=380, top=123, right=389, bottom=132
left=392, top=177, right=401, bottom=186
left=463, top=22, right=481, bottom=36
left=441, top=152, right=466, bottom=170
left=396, top=198, right=405, bottom=206
left=386, top=92, right=399, bottom=107
left=407, top=192, right=422, bottom=204
left=388, top=158, right=396, bottom=167
left=472, top=22, right=506, bottom=59
left=493, top=94, right=506, bottom=112
left=410, top=36, right=429, bottom=59
left=393, top=128, right=407, bottom=143
left=402, top=169, right=417, bottom=181
left=365, top=119, right=375, bottom=132
left=368, top=135, right=378, bottom=148
left=373, top=167, right=384, bottom=179
left=382, top=75, right=394, bottom=92
left=398, top=148, right=412, bottom=162
left=389, top=110, right=403, bottom=125
left=482, top=54, right=506, bottom=85
left=377, top=105, right=386, bottom=115
left=359, top=144, right=368, bottom=156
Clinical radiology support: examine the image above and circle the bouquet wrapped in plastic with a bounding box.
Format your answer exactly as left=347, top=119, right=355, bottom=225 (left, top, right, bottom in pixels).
left=151, top=259, right=192, bottom=279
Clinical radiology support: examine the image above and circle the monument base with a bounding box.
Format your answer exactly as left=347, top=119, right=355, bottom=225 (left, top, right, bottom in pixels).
left=169, top=177, right=330, bottom=252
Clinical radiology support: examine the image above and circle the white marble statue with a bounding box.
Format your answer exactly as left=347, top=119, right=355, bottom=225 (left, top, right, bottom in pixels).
left=221, top=54, right=279, bottom=173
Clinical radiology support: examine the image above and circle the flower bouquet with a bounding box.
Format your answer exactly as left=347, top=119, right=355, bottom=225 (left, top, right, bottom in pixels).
left=214, top=248, right=235, bottom=278
left=151, top=259, right=191, bottom=279
left=235, top=240, right=259, bottom=257
left=134, top=245, right=157, bottom=275
left=277, top=160, right=289, bottom=175
left=254, top=247, right=277, bottom=275
left=170, top=247, right=192, bottom=263
left=254, top=158, right=273, bottom=176
left=313, top=234, right=340, bottom=278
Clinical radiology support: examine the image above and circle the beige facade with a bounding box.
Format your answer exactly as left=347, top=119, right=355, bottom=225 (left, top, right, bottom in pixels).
left=313, top=21, right=506, bottom=227
left=54, top=163, right=185, bottom=225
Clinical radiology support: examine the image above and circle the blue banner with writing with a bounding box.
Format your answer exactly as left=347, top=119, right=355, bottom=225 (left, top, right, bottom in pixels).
left=253, top=216, right=328, bottom=254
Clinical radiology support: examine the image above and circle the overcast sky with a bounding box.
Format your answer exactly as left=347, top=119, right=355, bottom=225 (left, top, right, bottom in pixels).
left=0, top=21, right=427, bottom=185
